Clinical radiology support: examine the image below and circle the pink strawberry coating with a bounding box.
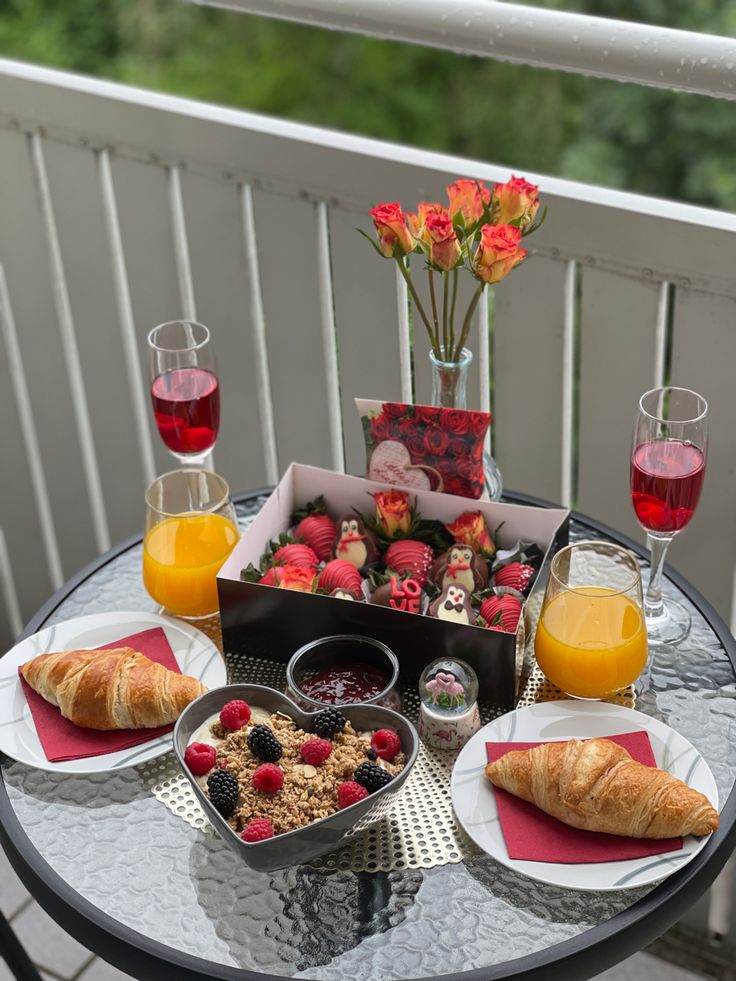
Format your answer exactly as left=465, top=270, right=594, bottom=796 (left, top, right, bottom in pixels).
left=318, top=559, right=363, bottom=594
left=493, top=562, right=535, bottom=595
left=259, top=567, right=283, bottom=587
left=273, top=543, right=319, bottom=569
left=480, top=594, right=522, bottom=633
left=384, top=540, right=434, bottom=588
left=295, top=514, right=336, bottom=562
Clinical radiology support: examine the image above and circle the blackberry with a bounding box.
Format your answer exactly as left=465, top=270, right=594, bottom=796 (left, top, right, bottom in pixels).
left=206, top=769, right=239, bottom=818
left=247, top=724, right=283, bottom=762
left=354, top=761, right=392, bottom=793
left=313, top=708, right=347, bottom=739
left=367, top=747, right=378, bottom=761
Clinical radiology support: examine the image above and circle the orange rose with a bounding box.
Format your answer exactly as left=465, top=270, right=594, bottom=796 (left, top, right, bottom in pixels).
left=374, top=489, right=412, bottom=537
left=492, top=176, right=540, bottom=229
left=406, top=202, right=444, bottom=242
left=445, top=511, right=495, bottom=557
left=447, top=178, right=490, bottom=229
left=420, top=209, right=462, bottom=271
left=473, top=224, right=527, bottom=285
left=369, top=202, right=413, bottom=258
left=277, top=564, right=317, bottom=592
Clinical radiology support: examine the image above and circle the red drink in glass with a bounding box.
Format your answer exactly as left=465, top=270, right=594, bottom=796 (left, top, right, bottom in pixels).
left=630, top=439, right=705, bottom=534
left=150, top=367, right=220, bottom=456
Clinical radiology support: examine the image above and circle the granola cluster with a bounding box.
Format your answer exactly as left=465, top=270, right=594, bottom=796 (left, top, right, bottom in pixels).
left=208, top=711, right=405, bottom=836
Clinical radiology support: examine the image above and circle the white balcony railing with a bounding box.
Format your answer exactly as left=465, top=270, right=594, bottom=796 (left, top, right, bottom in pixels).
left=2, top=55, right=736, bottom=657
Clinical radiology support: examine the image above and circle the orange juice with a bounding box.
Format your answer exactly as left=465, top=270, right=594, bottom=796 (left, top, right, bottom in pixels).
left=143, top=512, right=239, bottom=618
left=535, top=586, right=647, bottom=698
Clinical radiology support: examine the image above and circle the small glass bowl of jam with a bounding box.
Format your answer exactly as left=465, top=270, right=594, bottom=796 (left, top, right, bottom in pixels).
left=286, top=635, right=401, bottom=712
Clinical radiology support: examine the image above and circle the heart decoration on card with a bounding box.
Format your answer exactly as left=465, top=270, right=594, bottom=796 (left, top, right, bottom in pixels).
left=368, top=440, right=443, bottom=492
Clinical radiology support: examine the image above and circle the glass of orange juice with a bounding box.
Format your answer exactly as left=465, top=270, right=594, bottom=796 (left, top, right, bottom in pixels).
left=535, top=541, right=647, bottom=699
left=143, top=470, right=239, bottom=619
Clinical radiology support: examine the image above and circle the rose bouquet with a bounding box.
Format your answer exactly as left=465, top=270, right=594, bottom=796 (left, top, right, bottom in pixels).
left=362, top=177, right=544, bottom=362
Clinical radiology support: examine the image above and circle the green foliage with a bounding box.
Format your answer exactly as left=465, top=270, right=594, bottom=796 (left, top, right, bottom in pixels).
left=0, top=0, right=734, bottom=210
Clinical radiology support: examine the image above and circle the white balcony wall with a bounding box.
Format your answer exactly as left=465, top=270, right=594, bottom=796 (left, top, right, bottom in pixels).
left=1, top=58, right=736, bottom=649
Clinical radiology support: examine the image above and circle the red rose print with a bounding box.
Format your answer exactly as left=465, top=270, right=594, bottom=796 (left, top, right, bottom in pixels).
left=415, top=405, right=442, bottom=425
left=397, top=417, right=416, bottom=439
left=439, top=409, right=470, bottom=435
left=457, top=456, right=480, bottom=481
left=449, top=437, right=468, bottom=457
left=444, top=477, right=468, bottom=496
left=469, top=412, right=491, bottom=438
left=371, top=415, right=391, bottom=442
left=384, top=402, right=406, bottom=421
left=407, top=432, right=426, bottom=458
left=424, top=429, right=450, bottom=456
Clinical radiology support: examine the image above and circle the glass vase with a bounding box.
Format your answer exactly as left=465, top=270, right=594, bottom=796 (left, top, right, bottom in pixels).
left=428, top=348, right=503, bottom=501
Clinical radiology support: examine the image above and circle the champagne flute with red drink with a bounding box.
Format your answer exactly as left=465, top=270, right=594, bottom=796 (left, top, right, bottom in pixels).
left=630, top=387, right=708, bottom=645
left=148, top=321, right=220, bottom=466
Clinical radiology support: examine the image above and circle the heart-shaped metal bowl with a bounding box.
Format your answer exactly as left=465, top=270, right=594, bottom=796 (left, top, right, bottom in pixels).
left=173, top=684, right=419, bottom=872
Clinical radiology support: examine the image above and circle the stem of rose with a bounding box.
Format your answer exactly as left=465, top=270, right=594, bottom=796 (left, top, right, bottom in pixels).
left=442, top=272, right=450, bottom=357
left=449, top=269, right=459, bottom=361
left=428, top=270, right=441, bottom=351
left=395, top=257, right=440, bottom=355
left=455, top=282, right=485, bottom=355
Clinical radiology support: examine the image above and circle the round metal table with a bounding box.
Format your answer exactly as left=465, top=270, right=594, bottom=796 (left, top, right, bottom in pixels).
left=1, top=490, right=735, bottom=981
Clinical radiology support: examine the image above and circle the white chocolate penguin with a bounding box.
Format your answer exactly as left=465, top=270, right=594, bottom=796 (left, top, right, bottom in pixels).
left=332, top=514, right=379, bottom=570
left=431, top=544, right=488, bottom=595
left=428, top=583, right=476, bottom=625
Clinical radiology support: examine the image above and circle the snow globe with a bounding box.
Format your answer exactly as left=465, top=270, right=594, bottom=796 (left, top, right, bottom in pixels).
left=418, top=657, right=480, bottom=751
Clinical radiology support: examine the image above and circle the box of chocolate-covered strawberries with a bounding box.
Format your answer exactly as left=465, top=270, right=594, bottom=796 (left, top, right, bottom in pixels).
left=217, top=464, right=569, bottom=708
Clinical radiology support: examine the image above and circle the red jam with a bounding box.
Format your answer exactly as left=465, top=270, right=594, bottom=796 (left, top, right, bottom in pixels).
left=300, top=663, right=390, bottom=704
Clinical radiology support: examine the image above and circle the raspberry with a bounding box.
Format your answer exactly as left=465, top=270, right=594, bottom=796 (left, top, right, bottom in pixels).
left=371, top=729, right=401, bottom=762
left=219, top=700, right=251, bottom=731
left=300, top=738, right=332, bottom=766
left=241, top=818, right=274, bottom=842
left=183, top=742, right=217, bottom=776
left=338, top=781, right=369, bottom=809
left=252, top=763, right=284, bottom=794
left=354, top=761, right=393, bottom=793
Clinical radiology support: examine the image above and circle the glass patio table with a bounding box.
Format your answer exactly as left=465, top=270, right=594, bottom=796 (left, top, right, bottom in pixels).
left=1, top=489, right=735, bottom=981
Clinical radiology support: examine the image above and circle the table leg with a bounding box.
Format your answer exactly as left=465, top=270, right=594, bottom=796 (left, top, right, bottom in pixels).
left=0, top=911, right=43, bottom=981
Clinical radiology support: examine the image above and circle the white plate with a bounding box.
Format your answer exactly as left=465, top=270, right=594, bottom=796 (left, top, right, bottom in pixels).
left=451, top=701, right=719, bottom=891
left=0, top=611, right=226, bottom=774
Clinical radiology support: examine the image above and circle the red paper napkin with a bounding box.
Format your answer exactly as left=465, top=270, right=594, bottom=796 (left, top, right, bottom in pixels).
left=486, top=732, right=682, bottom=863
left=19, top=627, right=181, bottom=763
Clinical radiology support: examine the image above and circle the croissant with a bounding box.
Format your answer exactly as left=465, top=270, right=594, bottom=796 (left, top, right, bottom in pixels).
left=21, top=647, right=206, bottom=730
left=486, top=737, right=719, bottom=839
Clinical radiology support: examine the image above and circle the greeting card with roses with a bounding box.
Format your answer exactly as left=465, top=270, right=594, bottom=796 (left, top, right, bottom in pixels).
left=355, top=397, right=491, bottom=500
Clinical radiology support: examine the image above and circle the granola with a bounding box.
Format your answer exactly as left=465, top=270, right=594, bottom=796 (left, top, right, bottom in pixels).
left=201, top=710, right=405, bottom=836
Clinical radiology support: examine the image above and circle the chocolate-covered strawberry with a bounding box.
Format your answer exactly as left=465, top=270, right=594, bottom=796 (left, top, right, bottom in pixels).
left=371, top=574, right=423, bottom=614
left=384, top=540, right=434, bottom=589
left=273, top=543, right=319, bottom=569
left=330, top=587, right=361, bottom=601
left=294, top=514, right=336, bottom=562
left=332, top=514, right=379, bottom=569
left=480, top=594, right=522, bottom=633
left=259, top=567, right=282, bottom=587
left=492, top=562, right=535, bottom=598
left=318, top=559, right=363, bottom=594
left=431, top=544, right=488, bottom=595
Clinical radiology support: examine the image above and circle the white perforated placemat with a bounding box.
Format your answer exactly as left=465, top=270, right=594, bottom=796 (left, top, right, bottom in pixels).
left=142, top=613, right=632, bottom=872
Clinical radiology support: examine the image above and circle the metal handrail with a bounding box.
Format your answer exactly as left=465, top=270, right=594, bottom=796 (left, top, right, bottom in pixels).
left=197, top=0, right=736, bottom=100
